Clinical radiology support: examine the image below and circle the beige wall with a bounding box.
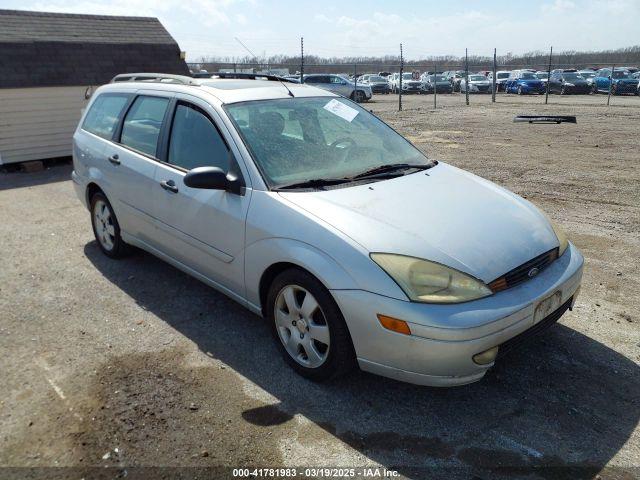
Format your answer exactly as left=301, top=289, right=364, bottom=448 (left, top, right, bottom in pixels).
left=0, top=86, right=90, bottom=164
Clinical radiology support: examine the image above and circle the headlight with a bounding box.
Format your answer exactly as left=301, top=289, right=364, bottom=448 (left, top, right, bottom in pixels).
left=539, top=210, right=569, bottom=256
left=370, top=254, right=492, bottom=304
left=550, top=220, right=569, bottom=256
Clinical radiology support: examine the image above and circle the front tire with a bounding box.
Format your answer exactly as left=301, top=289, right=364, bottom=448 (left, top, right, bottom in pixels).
left=267, top=269, right=356, bottom=381
left=90, top=192, right=129, bottom=258
left=517, top=85, right=523, bottom=95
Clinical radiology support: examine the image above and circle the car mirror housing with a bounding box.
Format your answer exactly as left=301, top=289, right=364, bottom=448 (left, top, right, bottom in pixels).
left=183, top=166, right=243, bottom=194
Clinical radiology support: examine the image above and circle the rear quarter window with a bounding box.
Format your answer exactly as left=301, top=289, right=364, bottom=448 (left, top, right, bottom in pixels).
left=82, top=94, right=130, bottom=140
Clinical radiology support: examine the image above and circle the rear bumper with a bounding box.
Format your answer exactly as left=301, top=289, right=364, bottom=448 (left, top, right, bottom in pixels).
left=332, top=243, right=583, bottom=387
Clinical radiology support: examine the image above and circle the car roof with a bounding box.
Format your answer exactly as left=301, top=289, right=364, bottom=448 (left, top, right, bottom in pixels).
left=97, top=77, right=336, bottom=105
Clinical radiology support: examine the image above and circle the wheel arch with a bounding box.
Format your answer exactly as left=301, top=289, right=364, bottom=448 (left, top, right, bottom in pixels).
left=245, top=238, right=363, bottom=317
left=86, top=182, right=104, bottom=208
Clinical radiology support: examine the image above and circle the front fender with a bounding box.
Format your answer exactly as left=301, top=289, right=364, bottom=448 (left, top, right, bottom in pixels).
left=244, top=237, right=361, bottom=310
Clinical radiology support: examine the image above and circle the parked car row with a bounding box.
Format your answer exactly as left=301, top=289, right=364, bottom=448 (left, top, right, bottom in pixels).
left=278, top=67, right=640, bottom=98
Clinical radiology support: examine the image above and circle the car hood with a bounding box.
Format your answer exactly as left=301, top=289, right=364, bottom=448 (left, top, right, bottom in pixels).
left=278, top=163, right=559, bottom=283
left=519, top=79, right=543, bottom=85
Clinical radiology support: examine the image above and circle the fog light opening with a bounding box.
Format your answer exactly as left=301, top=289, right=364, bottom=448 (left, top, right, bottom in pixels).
left=377, top=314, right=411, bottom=335
left=473, top=346, right=499, bottom=365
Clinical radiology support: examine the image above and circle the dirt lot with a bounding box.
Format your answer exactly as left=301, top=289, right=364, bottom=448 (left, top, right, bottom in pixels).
left=1, top=93, right=639, bottom=480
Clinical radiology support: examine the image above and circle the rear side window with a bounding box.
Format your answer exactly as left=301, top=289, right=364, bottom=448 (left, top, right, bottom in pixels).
left=168, top=103, right=230, bottom=171
left=82, top=94, right=129, bottom=139
left=120, top=96, right=170, bottom=157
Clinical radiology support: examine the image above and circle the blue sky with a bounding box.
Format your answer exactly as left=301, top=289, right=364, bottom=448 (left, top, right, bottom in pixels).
left=3, top=0, right=639, bottom=61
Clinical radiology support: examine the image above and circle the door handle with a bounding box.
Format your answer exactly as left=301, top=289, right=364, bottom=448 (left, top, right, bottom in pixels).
left=108, top=154, right=120, bottom=165
left=160, top=179, right=179, bottom=194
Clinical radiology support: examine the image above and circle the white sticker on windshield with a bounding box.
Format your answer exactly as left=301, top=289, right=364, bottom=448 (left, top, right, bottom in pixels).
left=323, top=99, right=359, bottom=122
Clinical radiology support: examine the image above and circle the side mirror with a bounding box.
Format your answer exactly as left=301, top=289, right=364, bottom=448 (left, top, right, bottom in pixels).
left=183, top=166, right=243, bottom=194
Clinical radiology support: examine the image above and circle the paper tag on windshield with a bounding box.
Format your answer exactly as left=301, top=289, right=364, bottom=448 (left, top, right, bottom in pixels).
left=323, top=99, right=358, bottom=122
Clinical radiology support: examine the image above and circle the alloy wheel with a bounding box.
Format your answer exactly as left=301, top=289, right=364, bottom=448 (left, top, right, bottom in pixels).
left=93, top=199, right=115, bottom=251
left=274, top=284, right=330, bottom=368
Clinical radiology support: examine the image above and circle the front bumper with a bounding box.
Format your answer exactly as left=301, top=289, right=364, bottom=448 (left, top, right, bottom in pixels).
left=332, top=243, right=583, bottom=387
left=563, top=84, right=591, bottom=94
left=519, top=84, right=546, bottom=94
left=370, top=85, right=389, bottom=94
left=613, top=82, right=638, bottom=94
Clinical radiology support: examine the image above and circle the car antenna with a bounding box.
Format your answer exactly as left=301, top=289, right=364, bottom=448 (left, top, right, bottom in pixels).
left=278, top=78, right=295, bottom=97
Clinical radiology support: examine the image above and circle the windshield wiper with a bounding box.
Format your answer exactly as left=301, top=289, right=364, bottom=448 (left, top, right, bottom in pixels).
left=275, top=178, right=352, bottom=190
left=351, top=162, right=433, bottom=179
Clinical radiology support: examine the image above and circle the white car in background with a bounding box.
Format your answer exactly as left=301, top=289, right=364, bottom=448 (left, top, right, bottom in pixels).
left=460, top=74, right=492, bottom=93
left=488, top=70, right=511, bottom=91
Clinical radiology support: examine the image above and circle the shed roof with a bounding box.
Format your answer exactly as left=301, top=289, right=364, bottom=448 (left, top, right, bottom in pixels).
left=0, top=9, right=189, bottom=89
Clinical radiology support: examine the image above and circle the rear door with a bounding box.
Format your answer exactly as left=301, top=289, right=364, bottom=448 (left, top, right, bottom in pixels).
left=150, top=94, right=252, bottom=297
left=105, top=91, right=173, bottom=244
left=330, top=75, right=352, bottom=97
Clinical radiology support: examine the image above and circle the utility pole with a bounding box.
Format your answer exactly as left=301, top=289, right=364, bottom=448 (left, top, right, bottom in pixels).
left=465, top=48, right=469, bottom=106
left=545, top=46, right=553, bottom=104
left=354, top=63, right=357, bottom=101
left=607, top=63, right=615, bottom=106
left=492, top=48, right=497, bottom=102
left=399, top=43, right=403, bottom=111
left=300, top=37, right=304, bottom=83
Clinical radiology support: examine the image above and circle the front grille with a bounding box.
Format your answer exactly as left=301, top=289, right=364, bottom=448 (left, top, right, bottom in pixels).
left=489, top=248, right=558, bottom=293
left=496, top=296, right=572, bottom=359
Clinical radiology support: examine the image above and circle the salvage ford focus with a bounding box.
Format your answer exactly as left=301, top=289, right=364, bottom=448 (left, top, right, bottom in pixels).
left=72, top=73, right=583, bottom=386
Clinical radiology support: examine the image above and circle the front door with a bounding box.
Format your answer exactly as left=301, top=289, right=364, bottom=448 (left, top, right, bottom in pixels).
left=150, top=96, right=252, bottom=297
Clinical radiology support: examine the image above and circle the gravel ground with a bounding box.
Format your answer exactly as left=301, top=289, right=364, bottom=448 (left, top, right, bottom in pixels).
left=1, top=93, right=639, bottom=480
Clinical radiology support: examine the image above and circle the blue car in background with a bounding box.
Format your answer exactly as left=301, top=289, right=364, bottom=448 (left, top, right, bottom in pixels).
left=504, top=70, right=546, bottom=95
left=592, top=68, right=638, bottom=95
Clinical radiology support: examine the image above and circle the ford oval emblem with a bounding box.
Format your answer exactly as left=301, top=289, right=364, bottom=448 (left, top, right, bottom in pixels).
left=528, top=267, right=540, bottom=278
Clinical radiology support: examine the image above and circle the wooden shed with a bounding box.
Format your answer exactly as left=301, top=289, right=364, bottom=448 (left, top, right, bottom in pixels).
left=0, top=9, right=189, bottom=165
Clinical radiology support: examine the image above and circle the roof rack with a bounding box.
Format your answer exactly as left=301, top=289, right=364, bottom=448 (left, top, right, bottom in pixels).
left=110, top=73, right=199, bottom=85
left=200, top=72, right=298, bottom=83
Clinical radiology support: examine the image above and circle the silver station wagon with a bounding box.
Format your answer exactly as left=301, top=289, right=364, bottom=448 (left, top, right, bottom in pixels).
left=72, top=73, right=583, bottom=386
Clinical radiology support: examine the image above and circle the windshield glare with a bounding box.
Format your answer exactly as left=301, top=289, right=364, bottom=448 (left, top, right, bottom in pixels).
left=369, top=76, right=385, bottom=82
left=225, top=97, right=432, bottom=188
left=402, top=73, right=414, bottom=79
left=469, top=75, right=486, bottom=81
left=497, top=72, right=510, bottom=78
left=521, top=72, right=537, bottom=79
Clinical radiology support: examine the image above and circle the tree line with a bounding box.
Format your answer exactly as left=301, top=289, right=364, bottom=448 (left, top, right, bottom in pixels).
left=190, top=46, right=640, bottom=74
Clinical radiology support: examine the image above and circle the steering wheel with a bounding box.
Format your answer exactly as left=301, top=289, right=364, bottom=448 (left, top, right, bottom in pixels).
left=330, top=137, right=357, bottom=149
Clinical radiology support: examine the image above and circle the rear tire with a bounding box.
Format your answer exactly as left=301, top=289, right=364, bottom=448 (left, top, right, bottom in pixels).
left=351, top=90, right=365, bottom=103
left=90, top=192, right=129, bottom=258
left=266, top=269, right=356, bottom=381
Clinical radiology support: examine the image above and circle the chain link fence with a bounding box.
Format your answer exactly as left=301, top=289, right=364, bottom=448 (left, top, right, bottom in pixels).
left=187, top=55, right=639, bottom=110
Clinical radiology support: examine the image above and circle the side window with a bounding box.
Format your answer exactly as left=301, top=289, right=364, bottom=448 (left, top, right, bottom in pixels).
left=330, top=76, right=344, bottom=84
left=82, top=94, right=130, bottom=140
left=168, top=103, right=230, bottom=172
left=120, top=96, right=169, bottom=157
left=305, top=77, right=318, bottom=84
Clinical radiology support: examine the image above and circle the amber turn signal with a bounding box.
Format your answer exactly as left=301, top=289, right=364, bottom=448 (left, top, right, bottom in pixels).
left=377, top=314, right=412, bottom=335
